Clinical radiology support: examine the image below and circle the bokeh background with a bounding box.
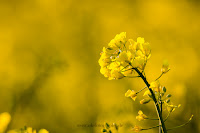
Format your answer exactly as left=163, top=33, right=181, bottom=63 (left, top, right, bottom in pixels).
left=0, top=0, right=199, bottom=133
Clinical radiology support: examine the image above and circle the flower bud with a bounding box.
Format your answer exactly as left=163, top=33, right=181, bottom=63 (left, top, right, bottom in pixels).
left=38, top=129, right=49, bottom=133
left=160, top=93, right=165, bottom=97
left=105, top=122, right=110, bottom=129
left=140, top=98, right=151, bottom=104
left=166, top=94, right=172, bottom=98
left=132, top=125, right=142, bottom=132
left=113, top=123, right=119, bottom=131
left=161, top=60, right=170, bottom=74
left=162, top=86, right=166, bottom=93
left=102, top=129, right=107, bottom=132
left=166, top=99, right=170, bottom=103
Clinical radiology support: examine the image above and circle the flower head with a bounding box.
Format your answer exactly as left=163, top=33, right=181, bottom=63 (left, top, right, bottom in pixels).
left=165, top=102, right=181, bottom=112
left=7, top=127, right=49, bottom=133
left=136, top=110, right=147, bottom=121
left=108, top=32, right=126, bottom=48
left=125, top=89, right=137, bottom=101
left=99, top=32, right=151, bottom=80
left=150, top=80, right=161, bottom=92
left=0, top=112, right=11, bottom=133
left=161, top=60, right=170, bottom=74
left=143, top=90, right=151, bottom=96
left=132, top=125, right=142, bottom=132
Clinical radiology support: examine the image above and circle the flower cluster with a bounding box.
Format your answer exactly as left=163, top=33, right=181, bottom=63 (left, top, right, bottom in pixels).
left=0, top=112, right=49, bottom=133
left=99, top=32, right=151, bottom=80
left=99, top=32, right=193, bottom=133
left=0, top=112, right=11, bottom=132
left=8, top=127, right=49, bottom=133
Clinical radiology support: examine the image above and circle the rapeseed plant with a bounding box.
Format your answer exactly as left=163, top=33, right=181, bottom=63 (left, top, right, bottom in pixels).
left=99, top=32, right=193, bottom=133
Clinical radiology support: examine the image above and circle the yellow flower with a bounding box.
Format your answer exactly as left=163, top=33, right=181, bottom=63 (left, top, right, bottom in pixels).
left=8, top=127, right=48, bottom=133
left=166, top=104, right=181, bottom=112
left=110, top=69, right=124, bottom=80
left=121, top=66, right=135, bottom=77
left=99, top=33, right=151, bottom=80
left=125, top=89, right=137, bottom=101
left=150, top=80, right=161, bottom=92
left=117, top=51, right=131, bottom=67
left=38, top=129, right=49, bottom=133
left=142, top=42, right=151, bottom=58
left=132, top=125, right=142, bottom=132
left=98, top=52, right=111, bottom=67
left=102, top=47, right=115, bottom=55
left=0, top=112, right=11, bottom=133
left=161, top=60, right=170, bottom=74
left=129, top=39, right=137, bottom=51
left=100, top=67, right=111, bottom=78
left=108, top=62, right=120, bottom=70
left=137, top=37, right=145, bottom=44
left=131, top=56, right=145, bottom=70
left=108, top=32, right=126, bottom=48
left=143, top=90, right=151, bottom=96
left=136, top=110, right=147, bottom=121
left=27, top=127, right=36, bottom=133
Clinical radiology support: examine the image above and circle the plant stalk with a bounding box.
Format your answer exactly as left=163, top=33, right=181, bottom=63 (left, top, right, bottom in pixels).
left=159, top=95, right=163, bottom=133
left=134, top=68, right=167, bottom=133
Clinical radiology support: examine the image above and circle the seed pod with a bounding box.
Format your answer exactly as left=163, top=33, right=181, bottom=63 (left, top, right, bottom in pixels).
left=167, top=106, right=174, bottom=112
left=102, top=129, right=107, bottom=132
left=105, top=123, right=110, bottom=129
left=166, top=94, right=172, bottom=98
left=166, top=99, right=170, bottom=103
left=140, top=98, right=151, bottom=104
left=160, top=93, right=164, bottom=97
left=162, top=86, right=166, bottom=93
left=113, top=123, right=119, bottom=131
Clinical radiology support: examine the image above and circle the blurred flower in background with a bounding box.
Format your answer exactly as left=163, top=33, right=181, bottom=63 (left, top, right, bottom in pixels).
left=0, top=0, right=199, bottom=133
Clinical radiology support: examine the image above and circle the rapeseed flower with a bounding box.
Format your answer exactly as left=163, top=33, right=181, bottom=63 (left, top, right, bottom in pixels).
left=99, top=32, right=151, bottom=80
left=136, top=110, right=147, bottom=121
left=125, top=89, right=137, bottom=101
left=0, top=112, right=11, bottom=133
left=161, top=60, right=170, bottom=74
left=132, top=125, right=142, bottom=132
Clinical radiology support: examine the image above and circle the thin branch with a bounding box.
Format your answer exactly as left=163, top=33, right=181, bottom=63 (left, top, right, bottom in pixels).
left=136, top=86, right=147, bottom=94
left=167, top=115, right=193, bottom=131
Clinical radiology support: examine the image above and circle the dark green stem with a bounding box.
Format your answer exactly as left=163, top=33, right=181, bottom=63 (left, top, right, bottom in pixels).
left=133, top=68, right=167, bottom=133
left=136, top=86, right=147, bottom=94
left=159, top=94, right=163, bottom=133
left=155, top=73, right=163, bottom=81
left=142, top=125, right=160, bottom=130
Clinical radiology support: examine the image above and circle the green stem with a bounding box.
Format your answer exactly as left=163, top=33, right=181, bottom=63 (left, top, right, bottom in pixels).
left=142, top=125, right=160, bottom=130
left=145, top=112, right=171, bottom=121
left=164, top=112, right=171, bottom=122
left=159, top=93, right=163, bottom=133
left=167, top=115, right=193, bottom=131
left=145, top=118, right=159, bottom=120
left=136, top=86, right=147, bottom=94
left=133, top=68, right=167, bottom=133
left=155, top=73, right=163, bottom=81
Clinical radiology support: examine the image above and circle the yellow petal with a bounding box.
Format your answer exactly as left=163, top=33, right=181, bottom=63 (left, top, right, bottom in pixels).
left=137, top=37, right=145, bottom=44
left=138, top=110, right=143, bottom=115
left=125, top=90, right=132, bottom=97
left=143, top=90, right=151, bottom=96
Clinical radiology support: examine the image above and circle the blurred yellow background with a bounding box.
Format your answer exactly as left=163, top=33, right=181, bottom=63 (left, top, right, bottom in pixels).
left=0, top=0, right=199, bottom=133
